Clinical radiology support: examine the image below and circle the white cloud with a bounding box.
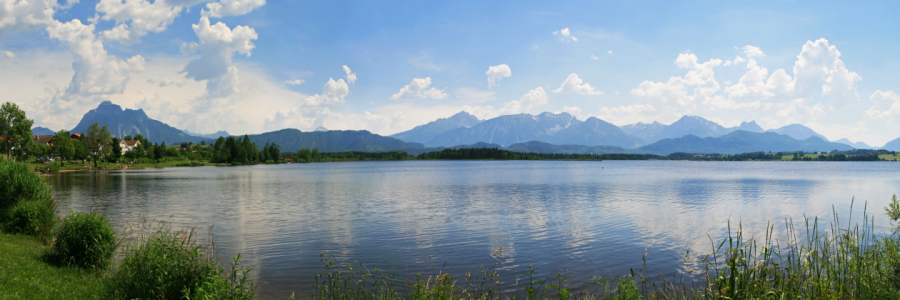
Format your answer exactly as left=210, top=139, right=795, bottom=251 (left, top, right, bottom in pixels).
left=792, top=38, right=861, bottom=105
left=301, top=78, right=349, bottom=106
left=552, top=73, right=603, bottom=95
left=865, top=90, right=900, bottom=119
left=500, top=87, right=548, bottom=114
left=390, top=77, right=448, bottom=101
left=723, top=55, right=745, bottom=66
left=485, top=64, right=511, bottom=88
left=95, top=0, right=184, bottom=45
left=3, top=50, right=13, bottom=58
left=608, top=50, right=612, bottom=55
left=724, top=45, right=763, bottom=66
left=590, top=54, right=599, bottom=60
left=342, top=65, right=356, bottom=84
left=632, top=53, right=721, bottom=107
left=285, top=79, right=304, bottom=85
left=596, top=104, right=657, bottom=125
left=45, top=19, right=145, bottom=97
left=0, top=0, right=57, bottom=33
left=741, top=45, right=764, bottom=58
left=202, top=0, right=265, bottom=18
left=181, top=16, right=257, bottom=98
left=552, top=27, right=577, bottom=42
left=724, top=58, right=771, bottom=99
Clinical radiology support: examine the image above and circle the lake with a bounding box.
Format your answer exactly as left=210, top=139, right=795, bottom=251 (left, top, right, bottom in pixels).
left=47, top=161, right=900, bottom=299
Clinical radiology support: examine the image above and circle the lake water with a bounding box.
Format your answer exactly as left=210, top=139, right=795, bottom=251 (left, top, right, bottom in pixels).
left=48, top=161, right=900, bottom=298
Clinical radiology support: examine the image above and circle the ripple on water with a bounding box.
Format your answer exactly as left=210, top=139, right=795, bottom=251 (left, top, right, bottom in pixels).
left=48, top=161, right=900, bottom=298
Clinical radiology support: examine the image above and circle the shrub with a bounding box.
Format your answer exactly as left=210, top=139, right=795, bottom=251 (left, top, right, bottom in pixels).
left=52, top=212, right=117, bottom=269
left=0, top=159, right=54, bottom=214
left=111, top=221, right=255, bottom=299
left=7, top=198, right=57, bottom=242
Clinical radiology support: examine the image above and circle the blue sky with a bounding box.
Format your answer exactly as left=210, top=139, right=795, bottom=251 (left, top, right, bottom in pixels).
left=2, top=0, right=899, bottom=145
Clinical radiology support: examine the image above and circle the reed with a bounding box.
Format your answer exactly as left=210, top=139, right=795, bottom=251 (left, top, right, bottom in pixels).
left=309, top=196, right=900, bottom=300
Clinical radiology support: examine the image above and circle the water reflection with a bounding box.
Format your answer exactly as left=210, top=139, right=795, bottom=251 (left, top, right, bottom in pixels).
left=49, top=161, right=900, bottom=299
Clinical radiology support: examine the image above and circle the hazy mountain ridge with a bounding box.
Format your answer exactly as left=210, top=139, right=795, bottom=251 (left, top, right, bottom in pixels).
left=638, top=131, right=854, bottom=155
left=427, top=112, right=580, bottom=147
left=833, top=138, right=871, bottom=149
left=883, top=137, right=900, bottom=151
left=390, top=111, right=481, bottom=145
left=247, top=128, right=422, bottom=153
left=59, top=101, right=897, bottom=155
left=620, top=121, right=665, bottom=143
left=31, top=127, right=55, bottom=135
left=765, top=124, right=827, bottom=141
left=182, top=129, right=230, bottom=139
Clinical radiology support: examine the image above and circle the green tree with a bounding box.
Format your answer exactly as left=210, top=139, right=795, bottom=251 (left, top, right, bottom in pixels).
left=86, top=123, right=112, bottom=166
left=52, top=130, right=74, bottom=165
left=73, top=138, right=89, bottom=163
left=268, top=143, right=280, bottom=162
left=110, top=137, right=122, bottom=162
left=0, top=102, right=34, bottom=159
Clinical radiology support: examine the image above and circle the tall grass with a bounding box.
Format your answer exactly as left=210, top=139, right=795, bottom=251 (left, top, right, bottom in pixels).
left=110, top=218, right=256, bottom=299
left=309, top=197, right=900, bottom=300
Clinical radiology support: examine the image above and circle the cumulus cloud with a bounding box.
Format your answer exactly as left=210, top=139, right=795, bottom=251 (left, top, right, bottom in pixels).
left=3, top=50, right=13, bottom=58
left=390, top=77, right=448, bottom=101
left=742, top=45, right=764, bottom=58
left=596, top=104, right=657, bottom=125
left=46, top=19, right=145, bottom=97
left=724, top=58, right=771, bottom=99
left=95, top=0, right=184, bottom=45
left=552, top=73, right=603, bottom=95
left=792, top=38, right=861, bottom=105
left=0, top=0, right=57, bottom=33
left=202, top=0, right=265, bottom=18
left=865, top=90, right=900, bottom=119
left=590, top=54, right=599, bottom=60
left=181, top=16, right=257, bottom=98
left=285, top=79, right=304, bottom=85
left=500, top=87, right=548, bottom=114
left=485, top=64, right=511, bottom=88
left=552, top=27, right=577, bottom=42
left=301, top=78, right=349, bottom=106
left=632, top=53, right=721, bottom=107
left=342, top=65, right=356, bottom=84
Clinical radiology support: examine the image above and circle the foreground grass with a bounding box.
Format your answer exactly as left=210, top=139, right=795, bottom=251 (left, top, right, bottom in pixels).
left=0, top=233, right=108, bottom=299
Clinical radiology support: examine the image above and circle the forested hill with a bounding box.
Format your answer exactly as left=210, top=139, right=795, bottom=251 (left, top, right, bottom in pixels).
left=246, top=129, right=423, bottom=152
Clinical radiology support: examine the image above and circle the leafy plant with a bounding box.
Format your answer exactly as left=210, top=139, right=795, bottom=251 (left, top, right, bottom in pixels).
left=7, top=198, right=57, bottom=242
left=52, top=211, right=117, bottom=269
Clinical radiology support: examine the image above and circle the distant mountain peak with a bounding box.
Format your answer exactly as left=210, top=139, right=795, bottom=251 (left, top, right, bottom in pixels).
left=314, top=126, right=329, bottom=132
left=70, top=101, right=207, bottom=144
left=738, top=120, right=764, bottom=133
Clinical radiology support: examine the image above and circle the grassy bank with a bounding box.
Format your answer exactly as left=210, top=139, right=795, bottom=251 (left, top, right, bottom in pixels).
left=0, top=233, right=108, bottom=299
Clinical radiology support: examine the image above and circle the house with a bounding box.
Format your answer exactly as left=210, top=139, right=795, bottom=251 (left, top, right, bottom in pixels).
left=284, top=158, right=293, bottom=163
left=119, top=140, right=141, bottom=154
left=32, top=135, right=55, bottom=147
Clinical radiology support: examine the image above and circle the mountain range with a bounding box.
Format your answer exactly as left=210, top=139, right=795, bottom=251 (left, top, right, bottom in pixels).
left=31, top=101, right=900, bottom=155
